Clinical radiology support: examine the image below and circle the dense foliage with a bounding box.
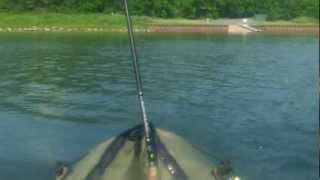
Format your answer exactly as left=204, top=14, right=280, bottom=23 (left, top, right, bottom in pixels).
left=0, top=0, right=318, bottom=20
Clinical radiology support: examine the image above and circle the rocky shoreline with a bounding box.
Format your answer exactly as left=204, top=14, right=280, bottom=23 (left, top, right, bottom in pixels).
left=0, top=26, right=151, bottom=33
left=150, top=25, right=319, bottom=34
left=0, top=25, right=318, bottom=34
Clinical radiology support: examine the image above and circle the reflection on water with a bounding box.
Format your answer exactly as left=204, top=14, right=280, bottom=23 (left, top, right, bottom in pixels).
left=0, top=33, right=318, bottom=180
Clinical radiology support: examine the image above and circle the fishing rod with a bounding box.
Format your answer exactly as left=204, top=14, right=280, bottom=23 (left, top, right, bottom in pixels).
left=123, top=0, right=158, bottom=178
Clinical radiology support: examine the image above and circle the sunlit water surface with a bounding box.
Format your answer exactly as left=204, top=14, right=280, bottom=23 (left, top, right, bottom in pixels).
left=0, top=32, right=318, bottom=180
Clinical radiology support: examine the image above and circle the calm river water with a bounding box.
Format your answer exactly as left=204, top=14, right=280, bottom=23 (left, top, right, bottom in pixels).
left=0, top=32, right=318, bottom=180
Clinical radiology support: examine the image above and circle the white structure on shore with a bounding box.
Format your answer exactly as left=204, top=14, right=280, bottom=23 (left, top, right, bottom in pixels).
left=228, top=18, right=261, bottom=34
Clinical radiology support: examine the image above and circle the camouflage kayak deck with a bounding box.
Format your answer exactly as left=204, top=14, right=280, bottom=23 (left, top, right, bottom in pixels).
left=57, top=125, right=237, bottom=180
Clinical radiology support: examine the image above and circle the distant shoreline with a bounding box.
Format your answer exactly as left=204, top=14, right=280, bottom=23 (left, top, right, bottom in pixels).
left=150, top=25, right=319, bottom=34
left=0, top=27, right=148, bottom=33
left=0, top=13, right=318, bottom=34
left=0, top=25, right=318, bottom=35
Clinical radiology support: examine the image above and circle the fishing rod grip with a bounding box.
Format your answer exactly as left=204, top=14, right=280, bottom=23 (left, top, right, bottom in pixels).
left=148, top=166, right=159, bottom=180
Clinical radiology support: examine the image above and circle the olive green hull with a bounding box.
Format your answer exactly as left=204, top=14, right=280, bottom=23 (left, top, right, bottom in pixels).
left=58, top=128, right=220, bottom=180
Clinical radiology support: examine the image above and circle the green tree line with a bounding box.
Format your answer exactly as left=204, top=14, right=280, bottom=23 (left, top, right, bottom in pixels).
left=0, top=0, right=318, bottom=20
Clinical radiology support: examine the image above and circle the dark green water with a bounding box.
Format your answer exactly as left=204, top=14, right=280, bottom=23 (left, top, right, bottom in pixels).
left=0, top=32, right=318, bottom=180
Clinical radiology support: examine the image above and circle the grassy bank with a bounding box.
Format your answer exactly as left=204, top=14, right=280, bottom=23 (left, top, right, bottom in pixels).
left=0, top=13, right=151, bottom=29
left=251, top=16, right=319, bottom=26
left=0, top=13, right=318, bottom=30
